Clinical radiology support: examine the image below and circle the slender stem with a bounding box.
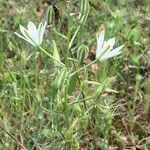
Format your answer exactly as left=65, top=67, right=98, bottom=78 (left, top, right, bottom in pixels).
left=68, top=46, right=88, bottom=110
left=67, top=23, right=88, bottom=110
left=68, top=25, right=81, bottom=50
left=71, top=59, right=98, bottom=76
left=71, top=48, right=107, bottom=76
left=38, top=46, right=65, bottom=66
left=0, top=124, right=27, bottom=150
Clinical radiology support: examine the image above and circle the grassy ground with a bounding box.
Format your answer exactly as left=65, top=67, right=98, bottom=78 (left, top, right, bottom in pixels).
left=0, top=0, right=150, bottom=149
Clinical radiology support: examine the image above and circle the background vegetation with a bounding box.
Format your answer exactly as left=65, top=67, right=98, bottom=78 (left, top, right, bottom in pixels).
left=0, top=0, right=150, bottom=149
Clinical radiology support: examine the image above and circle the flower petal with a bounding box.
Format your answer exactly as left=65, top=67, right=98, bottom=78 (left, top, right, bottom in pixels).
left=15, top=32, right=36, bottom=46
left=19, top=25, right=36, bottom=46
left=37, top=22, right=43, bottom=44
left=107, top=37, right=115, bottom=48
left=102, top=37, right=115, bottom=52
left=15, top=32, right=28, bottom=42
left=39, top=21, right=47, bottom=44
left=27, top=22, right=40, bottom=44
left=27, top=21, right=37, bottom=32
left=97, top=30, right=105, bottom=49
left=102, top=44, right=124, bottom=60
left=96, top=30, right=105, bottom=58
left=16, top=21, right=46, bottom=47
left=19, top=25, right=30, bottom=40
left=25, top=30, right=39, bottom=46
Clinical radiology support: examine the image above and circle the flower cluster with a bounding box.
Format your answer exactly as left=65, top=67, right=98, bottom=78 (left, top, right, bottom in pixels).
left=15, top=21, right=124, bottom=61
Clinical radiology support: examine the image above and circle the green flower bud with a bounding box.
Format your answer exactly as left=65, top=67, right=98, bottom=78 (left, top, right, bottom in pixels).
left=55, top=67, right=68, bottom=89
left=80, top=0, right=90, bottom=15
left=79, top=0, right=90, bottom=23
left=46, top=6, right=54, bottom=25
left=77, top=44, right=89, bottom=64
left=52, top=40, right=60, bottom=68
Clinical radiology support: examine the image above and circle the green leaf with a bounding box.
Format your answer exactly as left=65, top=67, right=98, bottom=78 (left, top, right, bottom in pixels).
left=49, top=84, right=58, bottom=99
left=41, top=129, right=60, bottom=138
left=67, top=74, right=78, bottom=95
left=52, top=40, right=60, bottom=67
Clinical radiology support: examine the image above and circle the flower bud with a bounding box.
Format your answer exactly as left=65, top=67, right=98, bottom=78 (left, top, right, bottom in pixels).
left=55, top=67, right=68, bottom=89
left=80, top=0, right=90, bottom=15
left=46, top=6, right=54, bottom=25
left=52, top=40, right=60, bottom=68
left=79, top=0, right=90, bottom=23
left=77, top=44, right=89, bottom=64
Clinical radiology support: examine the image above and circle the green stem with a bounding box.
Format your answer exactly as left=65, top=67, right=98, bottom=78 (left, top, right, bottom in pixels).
left=0, top=124, right=27, bottom=150
left=71, top=59, right=98, bottom=76
left=68, top=25, right=81, bottom=50
left=38, top=46, right=65, bottom=66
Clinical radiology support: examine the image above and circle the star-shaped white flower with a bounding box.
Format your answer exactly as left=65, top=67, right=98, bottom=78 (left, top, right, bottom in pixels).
left=96, top=30, right=124, bottom=60
left=15, top=21, right=47, bottom=47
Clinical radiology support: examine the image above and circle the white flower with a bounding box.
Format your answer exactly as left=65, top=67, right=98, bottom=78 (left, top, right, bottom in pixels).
left=96, top=30, right=124, bottom=60
left=15, top=21, right=47, bottom=47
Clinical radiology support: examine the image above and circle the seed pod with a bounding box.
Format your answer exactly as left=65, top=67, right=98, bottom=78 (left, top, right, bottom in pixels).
left=80, top=0, right=89, bottom=15
left=46, top=5, right=54, bottom=25
left=79, top=0, right=90, bottom=23
left=55, top=67, right=68, bottom=89
left=52, top=40, right=60, bottom=68
left=77, top=44, right=89, bottom=64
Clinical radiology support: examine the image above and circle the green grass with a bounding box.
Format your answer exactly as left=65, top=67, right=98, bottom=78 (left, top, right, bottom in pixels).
left=0, top=0, right=150, bottom=149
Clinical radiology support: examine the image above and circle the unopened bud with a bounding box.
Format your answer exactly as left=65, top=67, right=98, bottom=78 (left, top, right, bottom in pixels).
left=55, top=67, right=68, bottom=89
left=77, top=44, right=89, bottom=64
left=79, top=0, right=90, bottom=23
left=46, top=6, right=54, bottom=25
left=52, top=40, right=61, bottom=67
left=80, top=0, right=89, bottom=15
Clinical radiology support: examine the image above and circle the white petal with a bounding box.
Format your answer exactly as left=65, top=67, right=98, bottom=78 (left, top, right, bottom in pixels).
left=97, top=30, right=105, bottom=49
left=101, top=37, right=115, bottom=52
left=107, top=37, right=115, bottom=48
left=39, top=21, right=47, bottom=43
left=102, top=50, right=121, bottom=60
left=27, top=22, right=40, bottom=44
left=19, top=25, right=36, bottom=46
left=27, top=21, right=37, bottom=32
left=96, top=30, right=105, bottom=58
left=102, top=44, right=124, bottom=59
left=19, top=25, right=30, bottom=40
left=15, top=32, right=28, bottom=42
left=15, top=32, right=36, bottom=46
left=37, top=22, right=43, bottom=44
left=25, top=30, right=39, bottom=45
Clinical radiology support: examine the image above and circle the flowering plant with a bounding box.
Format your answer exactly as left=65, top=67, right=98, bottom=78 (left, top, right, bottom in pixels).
left=15, top=21, right=47, bottom=47
left=96, top=30, right=124, bottom=60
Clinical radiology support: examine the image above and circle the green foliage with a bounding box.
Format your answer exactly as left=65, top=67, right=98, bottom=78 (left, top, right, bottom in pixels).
left=0, top=0, right=150, bottom=149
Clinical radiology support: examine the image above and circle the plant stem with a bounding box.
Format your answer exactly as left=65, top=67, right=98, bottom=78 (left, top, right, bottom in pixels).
left=38, top=46, right=65, bottom=66
left=0, top=124, right=27, bottom=150
left=71, top=59, right=98, bottom=76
